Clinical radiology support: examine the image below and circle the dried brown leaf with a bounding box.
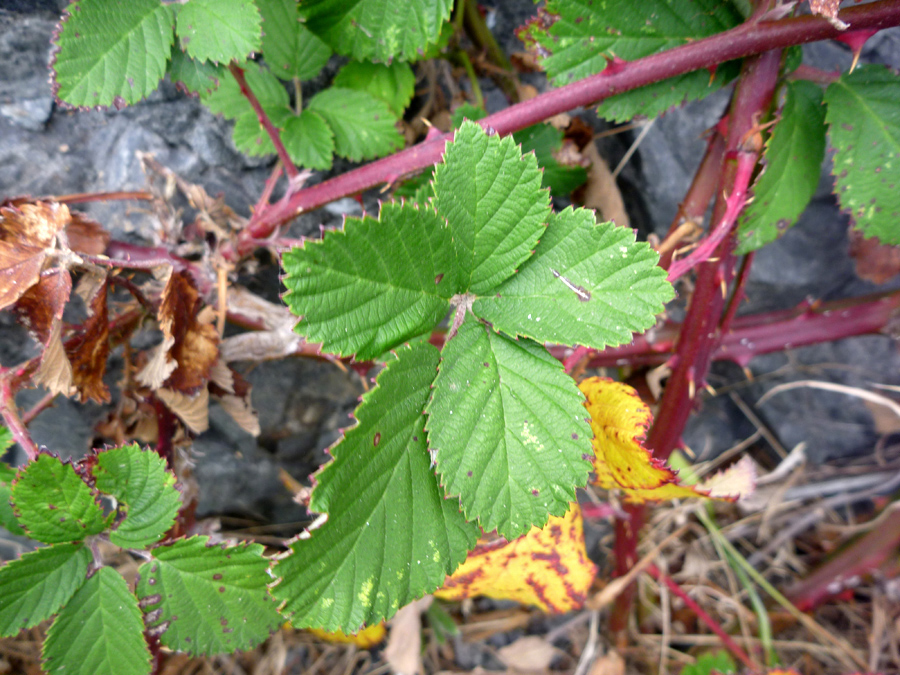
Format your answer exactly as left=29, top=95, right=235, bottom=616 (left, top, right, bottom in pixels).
left=156, top=386, right=209, bottom=434
left=0, top=202, right=69, bottom=310
left=157, top=271, right=219, bottom=393
left=385, top=597, right=432, bottom=675
left=497, top=636, right=557, bottom=672
left=588, top=650, right=625, bottom=675
left=209, top=362, right=259, bottom=436
left=65, top=276, right=110, bottom=403
left=849, top=229, right=900, bottom=284
left=64, top=211, right=110, bottom=256
left=136, top=336, right=177, bottom=389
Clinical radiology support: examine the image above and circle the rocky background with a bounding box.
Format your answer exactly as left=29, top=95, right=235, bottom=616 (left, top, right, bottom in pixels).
left=2, top=0, right=900, bottom=534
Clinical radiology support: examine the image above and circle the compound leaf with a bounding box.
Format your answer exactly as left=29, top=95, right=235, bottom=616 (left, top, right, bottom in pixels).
left=257, top=0, right=333, bottom=81
left=176, top=0, right=261, bottom=64
left=202, top=63, right=288, bottom=120
left=825, top=64, right=900, bottom=244
left=273, top=342, right=478, bottom=632
left=282, top=201, right=457, bottom=360
left=0, top=459, right=24, bottom=536
left=426, top=316, right=593, bottom=539
left=282, top=110, right=335, bottom=170
left=11, top=454, right=109, bottom=544
left=136, top=536, right=280, bottom=656
left=52, top=0, right=176, bottom=108
left=333, top=61, right=416, bottom=116
left=434, top=121, right=550, bottom=294
left=308, top=87, right=404, bottom=162
left=93, top=444, right=181, bottom=549
left=519, top=0, right=742, bottom=119
left=474, top=207, right=672, bottom=349
left=737, top=80, right=827, bottom=253
left=167, top=48, right=220, bottom=96
left=0, top=542, right=91, bottom=636
left=42, top=566, right=150, bottom=675
left=299, top=0, right=453, bottom=63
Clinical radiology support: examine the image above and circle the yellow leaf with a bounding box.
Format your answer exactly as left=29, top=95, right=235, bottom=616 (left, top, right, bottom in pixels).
left=307, top=622, right=386, bottom=648
left=435, top=504, right=596, bottom=613
left=579, top=377, right=709, bottom=503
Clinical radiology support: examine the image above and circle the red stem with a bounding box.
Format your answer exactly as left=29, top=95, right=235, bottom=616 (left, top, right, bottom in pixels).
left=227, top=0, right=900, bottom=258
left=0, top=373, right=39, bottom=460
left=646, top=563, right=759, bottom=671
left=227, top=64, right=299, bottom=181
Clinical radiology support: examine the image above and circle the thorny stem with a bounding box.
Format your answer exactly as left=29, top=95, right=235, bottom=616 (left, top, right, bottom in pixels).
left=0, top=372, right=39, bottom=460
left=646, top=563, right=759, bottom=671
left=20, top=391, right=58, bottom=426
left=611, top=48, right=784, bottom=633
left=226, top=0, right=900, bottom=258
left=227, top=63, right=300, bottom=181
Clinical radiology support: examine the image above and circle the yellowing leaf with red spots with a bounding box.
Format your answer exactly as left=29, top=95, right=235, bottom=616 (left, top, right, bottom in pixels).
left=308, top=622, right=386, bottom=648
left=579, top=377, right=710, bottom=503
left=434, top=503, right=595, bottom=613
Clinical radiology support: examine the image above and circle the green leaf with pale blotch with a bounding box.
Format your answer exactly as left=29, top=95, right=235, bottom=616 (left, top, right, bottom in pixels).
left=0, top=426, right=11, bottom=452
left=333, top=61, right=416, bottom=116
left=596, top=62, right=740, bottom=123
left=434, top=120, right=550, bottom=294
left=737, top=80, right=826, bottom=253
left=0, top=455, right=24, bottom=536
left=11, top=454, right=109, bottom=544
left=42, top=566, right=150, bottom=675
left=137, top=536, right=280, bottom=656
left=52, top=0, right=175, bottom=108
left=93, top=444, right=180, bottom=549
left=257, top=0, right=332, bottom=81
left=176, top=0, right=260, bottom=64
left=283, top=201, right=457, bottom=360
left=273, top=342, right=478, bottom=631
left=0, top=542, right=90, bottom=636
left=299, top=0, right=453, bottom=63
left=825, top=65, right=900, bottom=244
left=474, top=207, right=672, bottom=349
left=232, top=106, right=292, bottom=157
left=513, top=124, right=587, bottom=197
left=426, top=317, right=593, bottom=539
left=283, top=110, right=335, bottom=170
left=202, top=63, right=288, bottom=120
left=519, top=0, right=742, bottom=119
left=167, top=48, right=220, bottom=96
left=308, top=87, right=404, bottom=161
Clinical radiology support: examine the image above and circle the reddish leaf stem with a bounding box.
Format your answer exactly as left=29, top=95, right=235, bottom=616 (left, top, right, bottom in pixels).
left=227, top=64, right=299, bottom=181
left=0, top=372, right=39, bottom=460
left=228, top=0, right=900, bottom=258
left=101, top=242, right=213, bottom=296
left=646, top=563, right=759, bottom=671
left=48, top=190, right=154, bottom=205
left=20, top=391, right=58, bottom=426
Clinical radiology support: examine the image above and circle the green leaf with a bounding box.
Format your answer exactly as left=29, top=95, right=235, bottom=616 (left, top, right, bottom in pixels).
left=299, top=0, right=453, bottom=63
left=450, top=103, right=488, bottom=128
left=11, top=454, right=109, bottom=544
left=232, top=106, right=292, bottom=157
left=167, top=48, right=221, bottom=96
left=595, top=62, right=740, bottom=122
left=42, top=566, right=150, bottom=675
left=0, top=460, right=24, bottom=536
left=202, top=63, right=288, bottom=120
left=825, top=64, right=900, bottom=244
left=434, top=121, right=550, bottom=294
left=52, top=0, right=175, bottom=108
left=282, top=110, right=335, bottom=170
left=282, top=201, right=457, bottom=360
left=308, top=87, right=404, bottom=162
left=521, top=0, right=742, bottom=85
left=333, top=61, right=416, bottom=116
left=513, top=124, right=587, bottom=196
left=737, top=80, right=826, bottom=253
left=137, top=536, right=281, bottom=656
left=0, top=542, right=91, bottom=636
left=679, top=650, right=737, bottom=675
left=257, top=0, right=333, bottom=81
left=273, top=342, right=478, bottom=632
left=93, top=444, right=181, bottom=549
left=425, top=317, right=593, bottom=539
left=474, top=207, right=673, bottom=349
left=176, top=0, right=261, bottom=64
left=0, top=426, right=11, bottom=452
